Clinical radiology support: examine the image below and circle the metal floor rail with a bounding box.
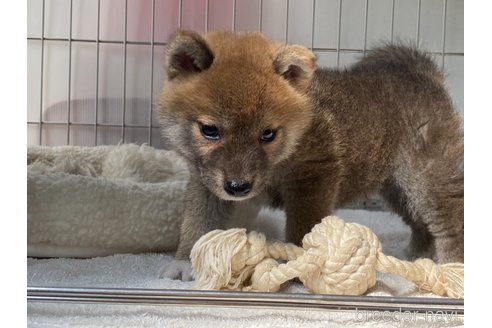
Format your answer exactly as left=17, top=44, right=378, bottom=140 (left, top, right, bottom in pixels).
left=28, top=286, right=464, bottom=314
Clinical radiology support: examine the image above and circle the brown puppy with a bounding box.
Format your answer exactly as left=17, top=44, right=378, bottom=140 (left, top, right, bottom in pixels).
left=158, top=30, right=464, bottom=280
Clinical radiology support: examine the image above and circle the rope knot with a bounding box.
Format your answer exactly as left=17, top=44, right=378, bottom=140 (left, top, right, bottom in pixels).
left=300, top=216, right=381, bottom=295
left=191, top=216, right=464, bottom=298
left=410, top=259, right=464, bottom=298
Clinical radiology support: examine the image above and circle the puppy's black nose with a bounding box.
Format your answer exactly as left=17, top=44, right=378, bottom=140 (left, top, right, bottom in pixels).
left=224, top=180, right=252, bottom=197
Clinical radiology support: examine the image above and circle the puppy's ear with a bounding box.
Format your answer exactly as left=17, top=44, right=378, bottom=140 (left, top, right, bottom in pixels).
left=166, top=30, right=214, bottom=80
left=273, top=45, right=316, bottom=89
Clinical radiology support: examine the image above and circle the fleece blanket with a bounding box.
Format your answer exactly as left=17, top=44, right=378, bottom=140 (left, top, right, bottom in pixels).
left=28, top=209, right=464, bottom=327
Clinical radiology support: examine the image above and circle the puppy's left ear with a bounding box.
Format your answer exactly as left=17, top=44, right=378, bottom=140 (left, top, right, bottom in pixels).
left=273, top=45, right=317, bottom=89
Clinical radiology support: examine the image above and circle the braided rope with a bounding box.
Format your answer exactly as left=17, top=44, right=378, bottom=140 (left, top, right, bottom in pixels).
left=191, top=216, right=463, bottom=298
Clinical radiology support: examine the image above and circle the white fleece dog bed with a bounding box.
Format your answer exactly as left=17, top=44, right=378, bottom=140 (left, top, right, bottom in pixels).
left=27, top=144, right=189, bottom=257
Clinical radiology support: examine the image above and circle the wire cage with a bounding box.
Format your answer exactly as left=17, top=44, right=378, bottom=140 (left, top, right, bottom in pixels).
left=27, top=0, right=463, bottom=150
left=27, top=0, right=465, bottom=318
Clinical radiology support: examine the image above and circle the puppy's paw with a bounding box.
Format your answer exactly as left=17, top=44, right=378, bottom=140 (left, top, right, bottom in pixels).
left=159, top=259, right=194, bottom=281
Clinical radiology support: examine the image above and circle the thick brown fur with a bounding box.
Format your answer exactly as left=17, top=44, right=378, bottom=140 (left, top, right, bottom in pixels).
left=158, top=30, right=464, bottom=280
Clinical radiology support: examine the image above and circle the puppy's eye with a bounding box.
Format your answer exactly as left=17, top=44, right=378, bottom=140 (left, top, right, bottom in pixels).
left=260, top=129, right=276, bottom=143
left=200, top=124, right=220, bottom=140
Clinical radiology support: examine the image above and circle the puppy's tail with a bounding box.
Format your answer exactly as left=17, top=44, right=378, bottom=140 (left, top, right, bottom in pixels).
left=353, top=42, right=444, bottom=84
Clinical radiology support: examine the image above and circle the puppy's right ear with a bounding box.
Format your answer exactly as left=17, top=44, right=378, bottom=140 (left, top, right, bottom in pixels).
left=165, top=30, right=214, bottom=80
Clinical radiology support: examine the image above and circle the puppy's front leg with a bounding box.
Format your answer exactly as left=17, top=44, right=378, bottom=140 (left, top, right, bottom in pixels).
left=284, top=176, right=338, bottom=245
left=159, top=178, right=233, bottom=281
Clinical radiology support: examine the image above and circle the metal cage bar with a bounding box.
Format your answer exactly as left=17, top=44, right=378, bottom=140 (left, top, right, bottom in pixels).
left=121, top=0, right=128, bottom=143
left=67, top=0, right=73, bottom=145
left=390, top=0, right=395, bottom=42
left=285, top=0, right=290, bottom=43
left=27, top=286, right=464, bottom=314
left=416, top=0, right=422, bottom=43
left=336, top=0, right=342, bottom=68
left=179, top=0, right=183, bottom=28
left=259, top=0, right=263, bottom=32
left=232, top=0, right=236, bottom=31
left=26, top=36, right=464, bottom=57
left=148, top=0, right=156, bottom=146
left=310, top=0, right=316, bottom=50
left=205, top=0, right=210, bottom=33
left=94, top=0, right=101, bottom=146
left=441, top=0, right=448, bottom=70
left=38, top=0, right=45, bottom=145
left=363, top=0, right=368, bottom=56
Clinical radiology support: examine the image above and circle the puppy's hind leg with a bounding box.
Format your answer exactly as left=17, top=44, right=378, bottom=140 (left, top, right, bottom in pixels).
left=381, top=182, right=435, bottom=260
left=385, top=146, right=463, bottom=263
left=423, top=158, right=464, bottom=263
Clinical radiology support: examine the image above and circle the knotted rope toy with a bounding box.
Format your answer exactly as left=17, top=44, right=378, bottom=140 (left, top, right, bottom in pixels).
left=190, top=216, right=464, bottom=298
